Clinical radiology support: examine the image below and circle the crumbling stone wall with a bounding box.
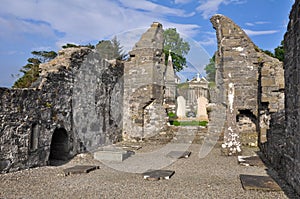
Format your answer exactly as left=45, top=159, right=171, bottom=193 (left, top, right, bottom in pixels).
left=210, top=15, right=284, bottom=154
left=262, top=0, right=300, bottom=195
left=0, top=47, right=124, bottom=173
left=123, top=22, right=167, bottom=140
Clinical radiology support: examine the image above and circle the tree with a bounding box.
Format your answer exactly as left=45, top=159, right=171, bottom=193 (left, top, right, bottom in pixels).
left=261, top=49, right=275, bottom=58
left=204, top=54, right=216, bottom=83
left=13, top=51, right=57, bottom=88
left=62, top=43, right=95, bottom=49
left=274, top=40, right=284, bottom=61
left=163, top=28, right=190, bottom=72
left=96, top=36, right=125, bottom=60
left=261, top=40, right=284, bottom=61
left=62, top=43, right=80, bottom=49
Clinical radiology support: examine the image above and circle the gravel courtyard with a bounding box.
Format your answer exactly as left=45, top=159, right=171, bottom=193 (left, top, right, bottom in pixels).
left=1, top=141, right=298, bottom=199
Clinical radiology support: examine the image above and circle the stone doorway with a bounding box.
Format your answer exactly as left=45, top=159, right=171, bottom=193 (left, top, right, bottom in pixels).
left=237, top=110, right=258, bottom=146
left=49, top=128, right=69, bottom=165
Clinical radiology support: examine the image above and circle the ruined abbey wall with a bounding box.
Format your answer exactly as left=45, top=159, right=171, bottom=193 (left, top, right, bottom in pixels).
left=123, top=22, right=167, bottom=140
left=210, top=15, right=284, bottom=154
left=262, top=0, right=300, bottom=195
left=0, top=47, right=124, bottom=173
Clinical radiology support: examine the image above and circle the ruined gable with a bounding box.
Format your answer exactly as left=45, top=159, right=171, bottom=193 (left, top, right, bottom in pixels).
left=210, top=14, right=284, bottom=153
left=123, top=22, right=167, bottom=140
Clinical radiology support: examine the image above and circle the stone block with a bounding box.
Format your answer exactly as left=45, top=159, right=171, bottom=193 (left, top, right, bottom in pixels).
left=63, top=165, right=99, bottom=176
left=240, top=174, right=281, bottom=191
left=261, top=78, right=275, bottom=87
left=143, top=170, right=175, bottom=181
left=93, top=147, right=133, bottom=162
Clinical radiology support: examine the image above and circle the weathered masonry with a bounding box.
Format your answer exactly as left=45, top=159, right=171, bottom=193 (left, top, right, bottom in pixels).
left=210, top=14, right=284, bottom=154
left=0, top=22, right=178, bottom=173
left=262, top=0, right=300, bottom=195
left=123, top=22, right=168, bottom=140
left=0, top=47, right=124, bottom=173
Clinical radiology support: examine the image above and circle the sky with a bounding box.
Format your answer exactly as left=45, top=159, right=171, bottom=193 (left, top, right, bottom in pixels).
left=0, top=0, right=295, bottom=87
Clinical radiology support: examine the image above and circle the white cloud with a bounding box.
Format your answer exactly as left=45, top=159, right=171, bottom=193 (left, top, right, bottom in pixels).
left=196, top=0, right=224, bottom=19
left=119, top=0, right=195, bottom=17
left=164, top=22, right=201, bottom=37
left=198, top=37, right=216, bottom=46
left=174, top=0, right=193, bottom=4
left=255, top=21, right=270, bottom=25
left=0, top=15, right=57, bottom=40
left=0, top=0, right=198, bottom=49
left=245, top=21, right=269, bottom=27
left=244, top=29, right=279, bottom=36
left=245, top=22, right=254, bottom=26
left=196, top=0, right=246, bottom=19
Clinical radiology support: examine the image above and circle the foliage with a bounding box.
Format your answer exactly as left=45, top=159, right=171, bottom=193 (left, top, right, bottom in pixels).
left=177, top=82, right=189, bottom=89
left=208, top=82, right=216, bottom=88
left=163, top=28, right=190, bottom=72
left=204, top=54, right=216, bottom=83
left=261, top=49, right=274, bottom=57
left=168, top=112, right=177, bottom=118
left=96, top=36, right=125, bottom=60
left=261, top=40, right=284, bottom=61
left=13, top=51, right=57, bottom=88
left=62, top=43, right=80, bottom=48
left=274, top=40, right=284, bottom=61
left=62, top=43, right=95, bottom=49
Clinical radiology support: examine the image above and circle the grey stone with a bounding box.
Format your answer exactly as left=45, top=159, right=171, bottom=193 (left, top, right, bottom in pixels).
left=93, top=148, right=133, bottom=162
left=63, top=165, right=99, bottom=176
left=143, top=170, right=175, bottom=180
left=240, top=174, right=281, bottom=191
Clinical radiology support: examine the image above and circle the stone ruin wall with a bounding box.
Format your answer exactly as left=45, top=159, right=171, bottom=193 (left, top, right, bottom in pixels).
left=123, top=22, right=167, bottom=140
left=210, top=15, right=284, bottom=153
left=262, top=0, right=300, bottom=195
left=0, top=47, right=124, bottom=173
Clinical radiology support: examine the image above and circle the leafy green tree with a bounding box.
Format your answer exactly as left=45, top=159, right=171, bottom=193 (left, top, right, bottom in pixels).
left=261, top=49, right=275, bottom=58
left=62, top=43, right=80, bottom=49
left=204, top=54, right=216, bottom=83
left=274, top=40, right=284, bottom=61
left=261, top=40, right=284, bottom=61
left=13, top=51, right=57, bottom=88
left=163, top=28, right=190, bottom=72
left=96, top=36, right=125, bottom=60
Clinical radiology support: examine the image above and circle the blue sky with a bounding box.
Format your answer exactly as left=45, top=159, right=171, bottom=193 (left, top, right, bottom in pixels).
left=0, top=0, right=294, bottom=87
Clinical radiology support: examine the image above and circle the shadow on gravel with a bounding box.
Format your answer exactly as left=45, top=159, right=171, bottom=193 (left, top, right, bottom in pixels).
left=257, top=151, right=300, bottom=198
left=48, top=159, right=71, bottom=166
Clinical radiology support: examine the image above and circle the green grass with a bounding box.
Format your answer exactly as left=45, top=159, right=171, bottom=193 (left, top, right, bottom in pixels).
left=168, top=112, right=177, bottom=118
left=170, top=120, right=208, bottom=127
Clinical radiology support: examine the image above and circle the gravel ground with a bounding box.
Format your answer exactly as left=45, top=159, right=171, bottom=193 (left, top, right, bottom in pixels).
left=0, top=142, right=299, bottom=199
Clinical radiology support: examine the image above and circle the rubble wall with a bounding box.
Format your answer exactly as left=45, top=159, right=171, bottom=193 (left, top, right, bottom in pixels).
left=263, top=0, right=300, bottom=194
left=0, top=47, right=124, bottom=173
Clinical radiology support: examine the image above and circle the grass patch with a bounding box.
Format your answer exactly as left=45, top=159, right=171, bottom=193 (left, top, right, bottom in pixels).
left=170, top=120, right=208, bottom=127
left=168, top=112, right=177, bottom=118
